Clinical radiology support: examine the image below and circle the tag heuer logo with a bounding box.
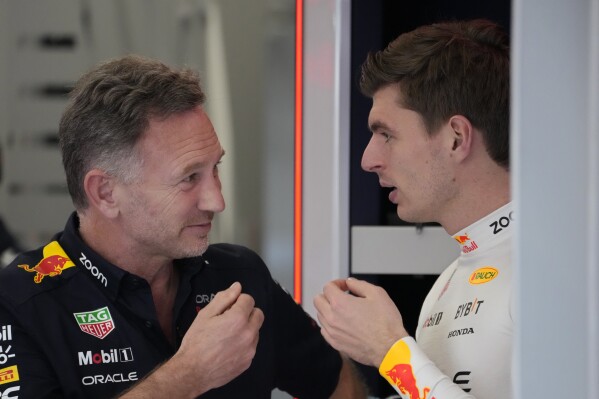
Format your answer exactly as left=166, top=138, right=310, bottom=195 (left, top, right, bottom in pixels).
left=73, top=307, right=115, bottom=339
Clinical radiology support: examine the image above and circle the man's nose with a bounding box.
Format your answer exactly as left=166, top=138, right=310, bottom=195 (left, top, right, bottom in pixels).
left=198, top=176, right=225, bottom=213
left=361, top=137, right=381, bottom=173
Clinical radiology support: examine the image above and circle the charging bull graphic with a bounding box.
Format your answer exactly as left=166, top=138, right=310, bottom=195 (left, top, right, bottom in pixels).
left=381, top=340, right=434, bottom=399
left=18, top=241, right=75, bottom=283
left=453, top=234, right=470, bottom=244
left=386, top=364, right=431, bottom=399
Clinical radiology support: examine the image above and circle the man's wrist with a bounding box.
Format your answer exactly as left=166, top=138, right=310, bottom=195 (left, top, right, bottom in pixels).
left=374, top=328, right=409, bottom=367
left=118, top=355, right=209, bottom=399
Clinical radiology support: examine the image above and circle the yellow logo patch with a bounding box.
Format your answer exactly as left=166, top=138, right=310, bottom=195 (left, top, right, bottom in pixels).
left=18, top=241, right=75, bottom=283
left=469, top=267, right=499, bottom=285
left=0, top=365, right=19, bottom=385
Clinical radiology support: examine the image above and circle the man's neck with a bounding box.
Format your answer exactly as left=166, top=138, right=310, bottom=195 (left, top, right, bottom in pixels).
left=77, top=211, right=173, bottom=285
left=440, top=165, right=511, bottom=236
left=78, top=211, right=180, bottom=345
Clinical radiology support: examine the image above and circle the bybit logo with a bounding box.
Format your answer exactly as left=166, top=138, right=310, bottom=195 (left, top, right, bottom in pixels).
left=455, top=298, right=484, bottom=319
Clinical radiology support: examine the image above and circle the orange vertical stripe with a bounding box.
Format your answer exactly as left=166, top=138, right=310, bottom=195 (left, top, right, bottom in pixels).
left=293, top=0, right=303, bottom=304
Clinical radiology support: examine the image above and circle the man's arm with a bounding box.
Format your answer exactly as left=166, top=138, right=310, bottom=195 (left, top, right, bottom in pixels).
left=314, top=278, right=408, bottom=367
left=314, top=278, right=474, bottom=399
left=329, top=355, right=368, bottom=399
left=119, top=282, right=264, bottom=398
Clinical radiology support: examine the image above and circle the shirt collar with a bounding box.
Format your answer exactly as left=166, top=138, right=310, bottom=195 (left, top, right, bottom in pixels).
left=58, top=213, right=127, bottom=300
left=58, top=213, right=205, bottom=300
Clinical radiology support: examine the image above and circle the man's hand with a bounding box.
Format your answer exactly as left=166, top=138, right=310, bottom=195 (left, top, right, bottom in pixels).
left=314, top=278, right=408, bottom=367
left=176, top=281, right=264, bottom=390
left=120, top=282, right=264, bottom=398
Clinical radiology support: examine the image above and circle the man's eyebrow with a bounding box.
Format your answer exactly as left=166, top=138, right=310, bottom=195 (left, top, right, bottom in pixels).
left=369, top=121, right=392, bottom=133
left=180, top=149, right=226, bottom=176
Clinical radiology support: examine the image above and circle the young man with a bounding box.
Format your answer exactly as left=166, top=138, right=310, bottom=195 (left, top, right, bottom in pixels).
left=0, top=55, right=366, bottom=398
left=314, top=19, right=511, bottom=398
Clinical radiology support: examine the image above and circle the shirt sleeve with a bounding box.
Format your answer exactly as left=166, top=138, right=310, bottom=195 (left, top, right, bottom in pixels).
left=379, top=337, right=475, bottom=399
left=0, top=303, right=64, bottom=398
left=271, top=280, right=342, bottom=398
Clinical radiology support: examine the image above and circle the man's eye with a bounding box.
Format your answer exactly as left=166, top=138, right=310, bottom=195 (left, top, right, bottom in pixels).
left=182, top=174, right=197, bottom=183
left=381, top=133, right=392, bottom=143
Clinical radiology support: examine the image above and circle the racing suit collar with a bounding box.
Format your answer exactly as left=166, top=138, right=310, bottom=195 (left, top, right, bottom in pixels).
left=452, top=202, right=514, bottom=255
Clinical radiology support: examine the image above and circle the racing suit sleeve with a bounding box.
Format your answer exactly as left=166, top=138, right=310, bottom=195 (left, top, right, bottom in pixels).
left=379, top=337, right=475, bottom=399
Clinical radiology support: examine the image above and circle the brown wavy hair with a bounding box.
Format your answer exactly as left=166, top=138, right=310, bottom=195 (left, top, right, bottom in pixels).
left=360, top=19, right=510, bottom=169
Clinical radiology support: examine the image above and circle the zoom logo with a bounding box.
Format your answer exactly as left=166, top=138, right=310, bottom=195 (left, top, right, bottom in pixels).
left=489, top=211, right=514, bottom=235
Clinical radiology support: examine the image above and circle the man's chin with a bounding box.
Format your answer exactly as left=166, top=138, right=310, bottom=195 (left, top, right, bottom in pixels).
left=396, top=209, right=423, bottom=225
left=178, top=239, right=210, bottom=259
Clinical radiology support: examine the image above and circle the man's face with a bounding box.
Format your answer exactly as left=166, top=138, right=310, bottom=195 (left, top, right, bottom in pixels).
left=362, top=85, right=457, bottom=223
left=116, top=105, right=225, bottom=260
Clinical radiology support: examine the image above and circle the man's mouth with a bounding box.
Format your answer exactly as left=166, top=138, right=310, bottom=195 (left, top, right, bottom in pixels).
left=378, top=181, right=398, bottom=204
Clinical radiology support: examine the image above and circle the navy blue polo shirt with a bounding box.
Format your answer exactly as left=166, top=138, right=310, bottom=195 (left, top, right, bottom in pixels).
left=0, top=213, right=341, bottom=398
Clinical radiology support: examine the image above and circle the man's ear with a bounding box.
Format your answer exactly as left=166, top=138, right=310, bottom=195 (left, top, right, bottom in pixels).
left=83, top=169, right=119, bottom=218
left=447, top=115, right=474, bottom=162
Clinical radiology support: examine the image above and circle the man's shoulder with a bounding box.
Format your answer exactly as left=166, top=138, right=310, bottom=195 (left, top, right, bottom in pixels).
left=0, top=242, right=78, bottom=306
left=199, top=244, right=273, bottom=286
left=203, top=243, right=265, bottom=268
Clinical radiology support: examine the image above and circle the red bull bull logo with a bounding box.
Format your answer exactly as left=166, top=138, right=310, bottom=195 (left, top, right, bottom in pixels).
left=453, top=234, right=479, bottom=253
left=18, top=241, right=75, bottom=283
left=453, top=234, right=470, bottom=244
left=386, top=364, right=431, bottom=399
left=380, top=340, right=434, bottom=399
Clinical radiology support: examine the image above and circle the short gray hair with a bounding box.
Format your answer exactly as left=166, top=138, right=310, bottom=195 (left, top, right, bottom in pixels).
left=59, top=55, right=206, bottom=209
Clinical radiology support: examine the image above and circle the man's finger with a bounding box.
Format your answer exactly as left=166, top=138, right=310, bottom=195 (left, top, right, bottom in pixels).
left=322, top=280, right=346, bottom=301
left=313, top=293, right=331, bottom=320
left=201, top=282, right=242, bottom=317
left=314, top=292, right=337, bottom=316
left=344, top=277, right=375, bottom=298
left=314, top=295, right=328, bottom=328
left=329, top=279, right=349, bottom=291
left=229, top=293, right=257, bottom=318
left=249, top=307, right=265, bottom=329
